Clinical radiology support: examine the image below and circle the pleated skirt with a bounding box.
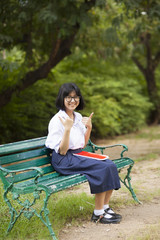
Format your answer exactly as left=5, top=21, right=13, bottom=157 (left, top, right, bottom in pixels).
left=51, top=149, right=121, bottom=194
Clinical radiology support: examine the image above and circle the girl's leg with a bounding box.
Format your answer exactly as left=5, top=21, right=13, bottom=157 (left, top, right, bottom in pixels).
left=95, top=190, right=113, bottom=209
left=104, top=190, right=122, bottom=219
left=92, top=190, right=121, bottom=223
left=95, top=192, right=106, bottom=210
left=104, top=190, right=113, bottom=205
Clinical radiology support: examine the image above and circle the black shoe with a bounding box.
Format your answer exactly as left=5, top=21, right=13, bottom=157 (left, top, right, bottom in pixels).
left=104, top=208, right=122, bottom=219
left=91, top=212, right=121, bottom=224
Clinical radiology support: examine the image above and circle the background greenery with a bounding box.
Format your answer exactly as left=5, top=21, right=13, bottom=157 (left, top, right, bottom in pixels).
left=0, top=50, right=153, bottom=143
left=0, top=0, right=160, bottom=144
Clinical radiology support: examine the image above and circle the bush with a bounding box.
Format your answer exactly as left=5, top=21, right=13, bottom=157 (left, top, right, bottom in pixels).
left=52, top=55, right=152, bottom=138
left=0, top=52, right=153, bottom=143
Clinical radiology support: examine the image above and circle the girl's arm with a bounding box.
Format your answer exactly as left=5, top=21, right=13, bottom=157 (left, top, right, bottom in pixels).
left=82, top=112, right=94, bottom=147
left=58, top=117, right=73, bottom=155
left=84, top=126, right=92, bottom=147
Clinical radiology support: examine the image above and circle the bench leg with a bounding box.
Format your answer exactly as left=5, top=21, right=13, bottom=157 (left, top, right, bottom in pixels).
left=4, top=188, right=24, bottom=234
left=35, top=186, right=58, bottom=240
left=119, top=165, right=141, bottom=204
left=3, top=185, right=58, bottom=240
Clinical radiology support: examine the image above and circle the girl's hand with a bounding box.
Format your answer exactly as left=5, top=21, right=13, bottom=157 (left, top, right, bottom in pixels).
left=59, top=117, right=73, bottom=131
left=82, top=112, right=94, bottom=129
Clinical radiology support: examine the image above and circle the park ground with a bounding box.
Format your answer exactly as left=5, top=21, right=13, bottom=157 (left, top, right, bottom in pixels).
left=59, top=125, right=160, bottom=240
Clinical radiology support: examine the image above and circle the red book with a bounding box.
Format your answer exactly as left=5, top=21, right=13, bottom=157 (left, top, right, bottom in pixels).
left=73, top=151, right=109, bottom=160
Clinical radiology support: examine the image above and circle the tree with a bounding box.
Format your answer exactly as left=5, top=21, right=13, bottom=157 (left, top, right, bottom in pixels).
left=106, top=0, right=160, bottom=123
left=0, top=0, right=105, bottom=108
left=52, top=54, right=152, bottom=137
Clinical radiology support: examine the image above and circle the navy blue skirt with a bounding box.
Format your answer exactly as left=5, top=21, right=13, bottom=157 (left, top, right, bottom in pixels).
left=51, top=149, right=121, bottom=194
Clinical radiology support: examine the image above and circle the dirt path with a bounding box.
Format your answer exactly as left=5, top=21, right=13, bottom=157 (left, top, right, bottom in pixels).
left=59, top=200, right=160, bottom=240
left=59, top=127, right=160, bottom=240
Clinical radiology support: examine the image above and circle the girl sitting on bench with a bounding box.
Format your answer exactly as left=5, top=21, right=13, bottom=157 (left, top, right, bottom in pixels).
left=45, top=82, right=122, bottom=224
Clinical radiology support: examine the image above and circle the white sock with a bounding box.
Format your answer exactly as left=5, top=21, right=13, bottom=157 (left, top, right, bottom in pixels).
left=107, top=208, right=115, bottom=214
left=94, top=209, right=112, bottom=219
left=104, top=205, right=115, bottom=214
left=94, top=209, right=104, bottom=216
left=103, top=204, right=109, bottom=210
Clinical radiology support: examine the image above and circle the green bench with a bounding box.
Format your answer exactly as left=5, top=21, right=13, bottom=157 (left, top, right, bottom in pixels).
left=0, top=137, right=139, bottom=240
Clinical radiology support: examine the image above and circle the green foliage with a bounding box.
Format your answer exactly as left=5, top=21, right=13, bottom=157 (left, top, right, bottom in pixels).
left=0, top=77, right=58, bottom=143
left=0, top=0, right=108, bottom=110
left=0, top=0, right=104, bottom=65
left=0, top=45, right=153, bottom=143
left=52, top=53, right=152, bottom=138
left=74, top=0, right=160, bottom=123
left=0, top=49, right=59, bottom=143
left=0, top=48, right=26, bottom=91
left=0, top=0, right=158, bottom=143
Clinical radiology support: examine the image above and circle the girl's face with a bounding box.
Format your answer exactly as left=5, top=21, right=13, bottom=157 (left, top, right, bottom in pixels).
left=64, top=91, right=80, bottom=112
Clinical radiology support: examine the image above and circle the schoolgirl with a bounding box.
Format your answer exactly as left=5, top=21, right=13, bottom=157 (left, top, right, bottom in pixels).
left=45, top=83, right=122, bottom=223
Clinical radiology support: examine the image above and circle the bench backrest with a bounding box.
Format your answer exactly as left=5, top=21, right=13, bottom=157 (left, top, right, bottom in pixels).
left=0, top=137, right=52, bottom=185
left=0, top=137, right=94, bottom=186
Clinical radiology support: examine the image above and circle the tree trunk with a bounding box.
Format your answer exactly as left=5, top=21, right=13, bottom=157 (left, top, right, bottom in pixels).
left=132, top=56, right=160, bottom=123
left=145, top=70, right=160, bottom=124
left=0, top=33, right=76, bottom=108
left=0, top=0, right=98, bottom=109
left=132, top=33, right=160, bottom=124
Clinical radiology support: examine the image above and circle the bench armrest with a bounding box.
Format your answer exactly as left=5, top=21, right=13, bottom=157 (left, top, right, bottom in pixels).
left=89, top=141, right=128, bottom=158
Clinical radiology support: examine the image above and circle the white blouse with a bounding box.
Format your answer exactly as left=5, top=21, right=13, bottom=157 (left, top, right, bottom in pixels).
left=45, top=110, right=86, bottom=153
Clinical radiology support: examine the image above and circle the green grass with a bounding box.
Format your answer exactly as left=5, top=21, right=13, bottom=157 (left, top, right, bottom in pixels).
left=134, top=153, right=159, bottom=163
left=0, top=185, right=95, bottom=240
left=135, top=132, right=160, bottom=140
left=117, top=125, right=160, bottom=141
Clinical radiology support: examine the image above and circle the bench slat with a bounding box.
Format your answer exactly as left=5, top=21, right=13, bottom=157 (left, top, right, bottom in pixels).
left=7, top=165, right=55, bottom=183
left=0, top=137, right=46, bottom=155
left=0, top=148, right=50, bottom=165
left=113, top=158, right=134, bottom=169
left=14, top=171, right=60, bottom=187
left=5, top=158, right=134, bottom=183
left=47, top=175, right=87, bottom=193
left=4, top=157, right=50, bottom=171
left=15, top=173, right=87, bottom=194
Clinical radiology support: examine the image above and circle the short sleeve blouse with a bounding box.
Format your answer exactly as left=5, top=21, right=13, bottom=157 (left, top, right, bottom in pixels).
left=45, top=110, right=86, bottom=153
